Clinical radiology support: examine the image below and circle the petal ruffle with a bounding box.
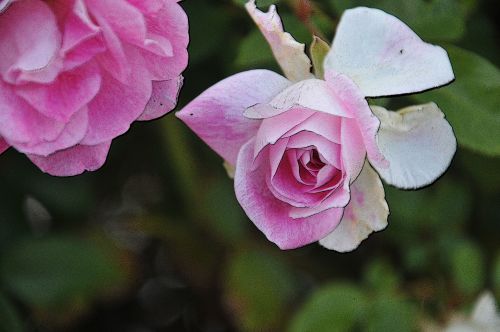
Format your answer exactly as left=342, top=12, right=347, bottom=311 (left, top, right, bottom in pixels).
left=371, top=103, right=456, bottom=189
left=235, top=139, right=344, bottom=250
left=0, top=0, right=62, bottom=84
left=245, top=0, right=312, bottom=82
left=28, top=142, right=111, bottom=176
left=80, top=52, right=152, bottom=145
left=324, top=7, right=454, bottom=97
left=0, top=80, right=66, bottom=146
left=11, top=107, right=89, bottom=157
left=15, top=62, right=101, bottom=123
left=319, top=162, right=388, bottom=252
left=177, top=69, right=291, bottom=165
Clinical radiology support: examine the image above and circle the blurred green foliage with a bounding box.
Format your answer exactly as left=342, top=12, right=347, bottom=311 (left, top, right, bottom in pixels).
left=0, top=0, right=499, bottom=331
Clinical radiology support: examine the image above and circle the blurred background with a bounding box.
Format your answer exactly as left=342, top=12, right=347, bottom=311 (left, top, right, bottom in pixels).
left=0, top=0, right=499, bottom=331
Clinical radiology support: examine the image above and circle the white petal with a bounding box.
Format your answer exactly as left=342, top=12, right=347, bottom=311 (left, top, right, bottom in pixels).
left=471, top=292, right=500, bottom=327
left=319, top=162, right=388, bottom=252
left=371, top=103, right=456, bottom=189
left=324, top=7, right=454, bottom=97
left=245, top=0, right=313, bottom=82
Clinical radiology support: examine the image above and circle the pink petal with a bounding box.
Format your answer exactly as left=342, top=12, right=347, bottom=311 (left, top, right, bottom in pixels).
left=326, top=73, right=388, bottom=170
left=324, top=7, right=454, bottom=97
left=136, top=0, right=189, bottom=81
left=0, top=80, right=66, bottom=146
left=15, top=62, right=101, bottom=122
left=245, top=0, right=312, bottom=82
left=266, top=144, right=328, bottom=208
left=286, top=131, right=341, bottom=168
left=283, top=112, right=341, bottom=144
left=0, top=138, right=9, bottom=154
left=289, top=185, right=350, bottom=219
left=254, top=107, right=315, bottom=158
left=86, top=0, right=171, bottom=58
left=127, top=0, right=164, bottom=14
left=320, top=162, right=389, bottom=252
left=12, top=107, right=89, bottom=157
left=0, top=0, right=63, bottom=84
left=235, top=139, right=344, bottom=250
left=89, top=5, right=130, bottom=83
left=80, top=53, right=152, bottom=145
left=28, top=142, right=111, bottom=177
left=176, top=70, right=291, bottom=165
left=60, top=0, right=106, bottom=70
left=138, top=76, right=183, bottom=121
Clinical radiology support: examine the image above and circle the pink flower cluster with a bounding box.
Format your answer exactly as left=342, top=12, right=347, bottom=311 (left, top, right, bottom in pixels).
left=0, top=0, right=188, bottom=175
left=178, top=2, right=456, bottom=250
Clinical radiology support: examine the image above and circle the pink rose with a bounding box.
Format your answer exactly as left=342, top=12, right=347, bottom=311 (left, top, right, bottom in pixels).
left=0, top=0, right=188, bottom=176
left=177, top=2, right=456, bottom=251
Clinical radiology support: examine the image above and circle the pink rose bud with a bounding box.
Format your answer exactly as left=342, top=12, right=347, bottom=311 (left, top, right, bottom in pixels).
left=0, top=0, right=188, bottom=176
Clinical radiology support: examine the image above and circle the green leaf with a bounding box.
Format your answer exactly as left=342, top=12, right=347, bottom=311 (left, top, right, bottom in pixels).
left=0, top=294, right=23, bottom=332
left=0, top=236, right=126, bottom=308
left=310, top=36, right=330, bottom=79
left=450, top=240, right=485, bottom=295
left=329, top=0, right=473, bottom=42
left=412, top=46, right=500, bottom=156
left=235, top=29, right=276, bottom=69
left=224, top=250, right=295, bottom=331
left=289, top=283, right=366, bottom=332
left=364, top=260, right=400, bottom=293
left=363, top=296, right=417, bottom=332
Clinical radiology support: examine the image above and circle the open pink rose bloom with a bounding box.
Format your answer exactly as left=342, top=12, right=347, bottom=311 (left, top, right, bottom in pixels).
left=178, top=1, right=457, bottom=251
left=0, top=0, right=188, bottom=176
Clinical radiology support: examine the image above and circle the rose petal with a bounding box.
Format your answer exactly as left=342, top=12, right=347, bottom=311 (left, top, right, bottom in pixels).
left=289, top=182, right=350, bottom=219
left=60, top=0, right=106, bottom=71
left=12, top=107, right=89, bottom=157
left=283, top=112, right=341, bottom=144
left=327, top=73, right=388, bottom=170
left=371, top=103, right=456, bottom=189
left=319, top=162, right=389, bottom=252
left=80, top=52, right=152, bottom=145
left=286, top=131, right=341, bottom=168
left=254, top=107, right=315, bottom=158
left=176, top=69, right=291, bottom=165
left=137, top=0, right=189, bottom=81
left=28, top=142, right=111, bottom=176
left=0, top=80, right=66, bottom=145
left=245, top=0, right=312, bottom=82
left=138, top=76, right=183, bottom=121
left=324, top=7, right=454, bottom=97
left=235, top=139, right=344, bottom=250
left=0, top=137, right=9, bottom=154
left=244, top=79, right=352, bottom=120
left=15, top=62, right=101, bottom=122
left=0, top=0, right=62, bottom=84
